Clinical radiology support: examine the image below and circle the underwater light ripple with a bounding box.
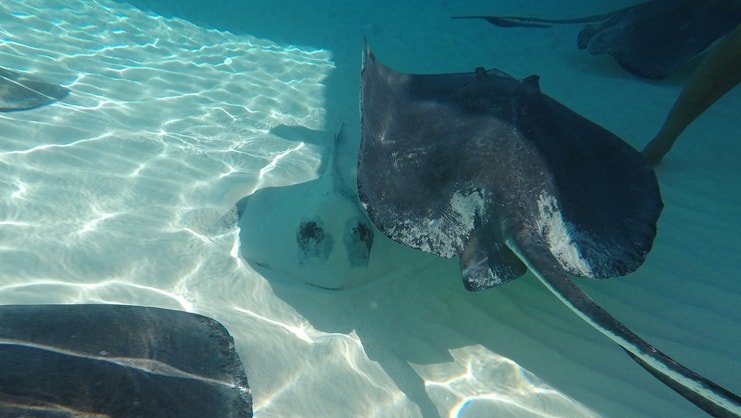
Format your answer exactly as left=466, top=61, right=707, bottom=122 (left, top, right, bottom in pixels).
left=0, top=133, right=114, bottom=156
left=257, top=142, right=307, bottom=180
left=0, top=279, right=194, bottom=312
left=232, top=305, right=316, bottom=344
left=415, top=345, right=597, bottom=418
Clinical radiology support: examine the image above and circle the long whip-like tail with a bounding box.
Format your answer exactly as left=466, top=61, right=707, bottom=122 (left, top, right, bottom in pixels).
left=452, top=13, right=610, bottom=28
left=507, top=238, right=741, bottom=417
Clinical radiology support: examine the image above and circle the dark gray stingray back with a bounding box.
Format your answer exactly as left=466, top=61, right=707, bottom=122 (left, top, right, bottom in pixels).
left=358, top=46, right=662, bottom=289
left=0, top=304, right=252, bottom=417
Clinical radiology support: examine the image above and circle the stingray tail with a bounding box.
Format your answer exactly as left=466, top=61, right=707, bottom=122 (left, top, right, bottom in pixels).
left=506, top=238, right=741, bottom=417
left=451, top=13, right=610, bottom=28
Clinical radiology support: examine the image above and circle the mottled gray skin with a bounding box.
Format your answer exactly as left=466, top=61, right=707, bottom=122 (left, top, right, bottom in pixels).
left=358, top=46, right=661, bottom=291
left=0, top=304, right=252, bottom=418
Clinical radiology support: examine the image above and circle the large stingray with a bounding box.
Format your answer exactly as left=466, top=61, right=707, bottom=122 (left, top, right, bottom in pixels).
left=0, top=304, right=252, bottom=417
left=358, top=45, right=741, bottom=417
left=0, top=66, right=69, bottom=112
left=454, top=0, right=741, bottom=79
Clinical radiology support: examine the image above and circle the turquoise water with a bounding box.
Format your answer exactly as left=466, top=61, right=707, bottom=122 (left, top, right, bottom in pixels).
left=1, top=0, right=739, bottom=417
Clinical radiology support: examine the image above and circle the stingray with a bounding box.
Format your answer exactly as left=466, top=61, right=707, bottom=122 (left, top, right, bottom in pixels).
left=0, top=66, right=69, bottom=112
left=358, top=45, right=741, bottom=416
left=454, top=0, right=741, bottom=79
left=235, top=125, right=376, bottom=290
left=0, top=304, right=252, bottom=417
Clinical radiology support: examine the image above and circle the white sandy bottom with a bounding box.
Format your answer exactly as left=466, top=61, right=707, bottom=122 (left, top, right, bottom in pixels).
left=0, top=1, right=739, bottom=417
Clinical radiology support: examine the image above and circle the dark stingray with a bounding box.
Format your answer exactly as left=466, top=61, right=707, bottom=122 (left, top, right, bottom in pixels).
left=0, top=304, right=252, bottom=417
left=358, top=45, right=741, bottom=417
left=454, top=0, right=741, bottom=79
left=0, top=67, right=69, bottom=112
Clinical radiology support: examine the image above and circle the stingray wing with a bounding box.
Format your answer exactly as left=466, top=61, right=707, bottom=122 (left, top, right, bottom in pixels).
left=360, top=48, right=480, bottom=259
left=359, top=47, right=530, bottom=289
left=511, top=83, right=663, bottom=279
left=0, top=67, right=69, bottom=112
left=358, top=45, right=662, bottom=285
left=0, top=304, right=252, bottom=417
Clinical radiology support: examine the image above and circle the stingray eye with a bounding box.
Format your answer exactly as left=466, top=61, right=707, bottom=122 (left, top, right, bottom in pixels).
left=297, top=218, right=333, bottom=263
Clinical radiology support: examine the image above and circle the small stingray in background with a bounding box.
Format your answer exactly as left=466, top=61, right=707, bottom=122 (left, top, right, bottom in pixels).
left=357, top=44, right=741, bottom=417
left=643, top=23, right=741, bottom=164
left=454, top=0, right=741, bottom=80
left=0, top=66, right=69, bottom=112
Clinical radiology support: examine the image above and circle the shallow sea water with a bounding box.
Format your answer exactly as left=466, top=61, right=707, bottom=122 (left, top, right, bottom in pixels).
left=1, top=0, right=739, bottom=417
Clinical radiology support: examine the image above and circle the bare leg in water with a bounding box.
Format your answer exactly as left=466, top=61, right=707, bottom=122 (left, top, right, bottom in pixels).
left=642, top=24, right=741, bottom=165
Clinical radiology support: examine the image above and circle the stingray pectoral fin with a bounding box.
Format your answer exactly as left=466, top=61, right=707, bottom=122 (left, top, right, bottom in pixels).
left=0, top=67, right=70, bottom=112
left=460, top=234, right=526, bottom=291
left=505, top=235, right=741, bottom=417
left=17, top=78, right=69, bottom=101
